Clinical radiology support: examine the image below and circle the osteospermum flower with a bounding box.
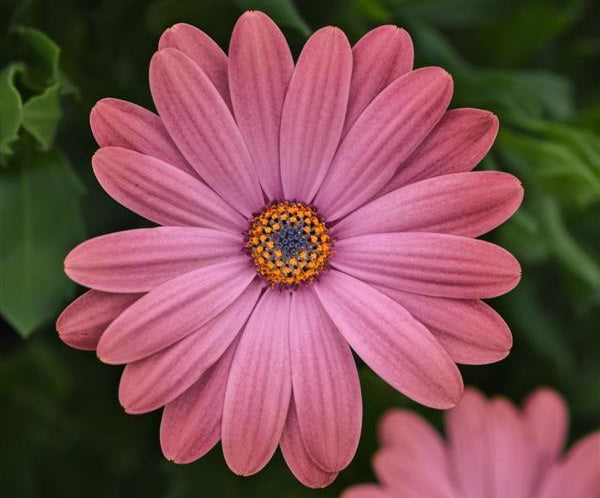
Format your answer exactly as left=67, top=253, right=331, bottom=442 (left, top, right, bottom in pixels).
left=342, top=387, right=600, bottom=498
left=56, top=11, right=523, bottom=487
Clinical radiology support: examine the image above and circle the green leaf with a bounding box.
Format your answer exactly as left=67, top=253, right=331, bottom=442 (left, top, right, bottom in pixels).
left=13, top=25, right=61, bottom=91
left=234, top=0, right=311, bottom=36
left=21, top=83, right=61, bottom=150
left=0, top=147, right=85, bottom=337
left=0, top=63, right=24, bottom=157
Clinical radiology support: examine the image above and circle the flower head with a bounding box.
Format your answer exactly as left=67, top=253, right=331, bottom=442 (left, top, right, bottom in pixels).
left=56, top=11, right=522, bottom=487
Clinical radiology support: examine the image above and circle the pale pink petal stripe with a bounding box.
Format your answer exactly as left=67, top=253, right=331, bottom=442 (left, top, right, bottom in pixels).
left=382, top=108, right=499, bottom=195
left=56, top=290, right=141, bottom=351
left=222, top=290, right=292, bottom=475
left=315, top=67, right=453, bottom=221
left=280, top=400, right=338, bottom=488
left=160, top=340, right=238, bottom=464
left=97, top=257, right=255, bottom=364
left=333, top=233, right=521, bottom=299
left=314, top=270, right=463, bottom=409
left=90, top=98, right=195, bottom=176
left=93, top=147, right=246, bottom=231
left=65, top=227, right=243, bottom=293
left=229, top=11, right=294, bottom=200
left=280, top=27, right=352, bottom=203
left=332, top=172, right=523, bottom=240
left=344, top=25, right=413, bottom=134
left=341, top=485, right=396, bottom=498
left=158, top=23, right=231, bottom=107
left=289, top=288, right=361, bottom=472
left=150, top=48, right=263, bottom=216
left=118, top=280, right=261, bottom=414
left=376, top=286, right=512, bottom=365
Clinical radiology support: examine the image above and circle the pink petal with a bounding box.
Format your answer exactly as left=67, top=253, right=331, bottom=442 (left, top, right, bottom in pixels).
left=314, top=270, right=463, bottom=409
left=90, top=98, right=195, bottom=176
left=56, top=290, right=141, bottom=351
left=228, top=11, right=294, bottom=200
left=93, top=147, right=246, bottom=231
left=375, top=286, right=512, bottom=365
left=65, top=227, right=243, bottom=293
left=97, top=257, right=255, bottom=364
left=150, top=48, right=263, bottom=216
left=382, top=108, right=499, bottom=195
left=341, top=485, right=396, bottom=498
left=158, top=23, right=231, bottom=107
left=344, top=25, right=413, bottom=134
left=280, top=399, right=338, bottom=488
left=118, top=280, right=261, bottom=414
left=314, top=67, right=453, bottom=221
left=160, top=340, right=238, bottom=464
left=332, top=171, right=523, bottom=240
left=289, top=288, right=361, bottom=472
left=332, top=232, right=521, bottom=299
left=222, top=290, right=292, bottom=475
left=279, top=27, right=352, bottom=203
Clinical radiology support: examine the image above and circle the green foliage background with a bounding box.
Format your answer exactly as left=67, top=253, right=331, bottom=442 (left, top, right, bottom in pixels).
left=0, top=0, right=599, bottom=496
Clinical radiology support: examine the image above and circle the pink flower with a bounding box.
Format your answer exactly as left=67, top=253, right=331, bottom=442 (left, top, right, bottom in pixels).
left=56, top=11, right=523, bottom=487
left=343, top=387, right=600, bottom=498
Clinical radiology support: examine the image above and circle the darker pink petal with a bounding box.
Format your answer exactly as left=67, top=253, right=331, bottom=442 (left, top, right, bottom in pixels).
left=341, top=485, right=400, bottom=498
left=280, top=27, right=352, bottom=203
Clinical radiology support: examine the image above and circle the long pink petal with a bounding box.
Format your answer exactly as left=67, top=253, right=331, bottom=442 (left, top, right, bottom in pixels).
left=228, top=11, right=293, bottom=200
left=280, top=399, right=338, bottom=488
left=56, top=290, right=141, bottom=350
left=289, top=288, right=361, bottom=472
left=118, top=280, right=261, bottom=414
left=160, top=340, right=238, bottom=464
left=314, top=270, right=463, bottom=409
left=65, top=227, right=243, bottom=293
left=382, top=108, right=499, bottom=194
left=97, top=258, right=255, bottom=364
left=344, top=25, right=413, bottom=134
left=93, top=147, right=246, bottom=231
left=158, top=23, right=231, bottom=107
left=314, top=67, right=453, bottom=221
left=341, top=485, right=396, bottom=498
left=333, top=233, right=521, bottom=299
left=376, top=286, right=512, bottom=365
left=279, top=27, right=352, bottom=203
left=332, top=171, right=523, bottom=240
left=90, top=98, right=195, bottom=176
left=150, top=48, right=263, bottom=216
left=222, top=290, right=292, bottom=475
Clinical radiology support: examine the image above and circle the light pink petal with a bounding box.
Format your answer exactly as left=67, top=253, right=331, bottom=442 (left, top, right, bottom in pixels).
left=289, top=288, right=361, bottom=472
left=56, top=290, right=141, bottom=351
left=65, top=227, right=243, bottom=293
left=160, top=340, right=238, bottom=464
left=333, top=233, right=521, bottom=299
left=228, top=11, right=294, bottom=200
left=280, top=399, right=338, bottom=488
left=344, top=25, right=413, bottom=134
left=341, top=485, right=396, bottom=498
left=523, top=388, right=568, bottom=465
left=222, top=290, right=292, bottom=475
left=375, top=286, right=512, bottom=365
left=118, top=280, right=261, bottom=414
left=97, top=257, right=255, bottom=364
left=279, top=27, right=352, bottom=203
left=314, top=270, right=463, bottom=409
left=90, top=98, right=195, bottom=176
left=382, top=108, right=499, bottom=195
left=158, top=23, right=231, bottom=107
left=150, top=48, right=263, bottom=216
left=315, top=67, right=453, bottom=221
left=332, top=171, right=523, bottom=240
left=93, top=147, right=246, bottom=231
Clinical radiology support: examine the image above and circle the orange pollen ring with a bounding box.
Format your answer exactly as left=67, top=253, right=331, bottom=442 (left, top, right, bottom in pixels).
left=245, top=201, right=333, bottom=288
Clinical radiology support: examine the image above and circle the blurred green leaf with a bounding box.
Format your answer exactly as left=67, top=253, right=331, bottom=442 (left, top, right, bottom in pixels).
left=391, top=0, right=509, bottom=28
left=13, top=25, right=60, bottom=90
left=0, top=63, right=24, bottom=157
left=234, top=0, right=311, bottom=36
left=21, top=83, right=61, bottom=150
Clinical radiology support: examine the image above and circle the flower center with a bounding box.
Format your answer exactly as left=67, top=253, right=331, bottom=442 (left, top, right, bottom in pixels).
left=246, top=201, right=333, bottom=288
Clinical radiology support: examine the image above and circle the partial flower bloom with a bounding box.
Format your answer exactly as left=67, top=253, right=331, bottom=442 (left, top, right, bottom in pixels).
left=343, top=387, right=600, bottom=498
left=56, top=10, right=523, bottom=488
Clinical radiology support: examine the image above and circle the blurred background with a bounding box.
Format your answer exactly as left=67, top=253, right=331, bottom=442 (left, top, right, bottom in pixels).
left=0, top=0, right=599, bottom=496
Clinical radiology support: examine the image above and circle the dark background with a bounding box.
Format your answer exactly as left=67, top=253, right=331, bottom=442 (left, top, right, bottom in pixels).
left=1, top=0, right=599, bottom=496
